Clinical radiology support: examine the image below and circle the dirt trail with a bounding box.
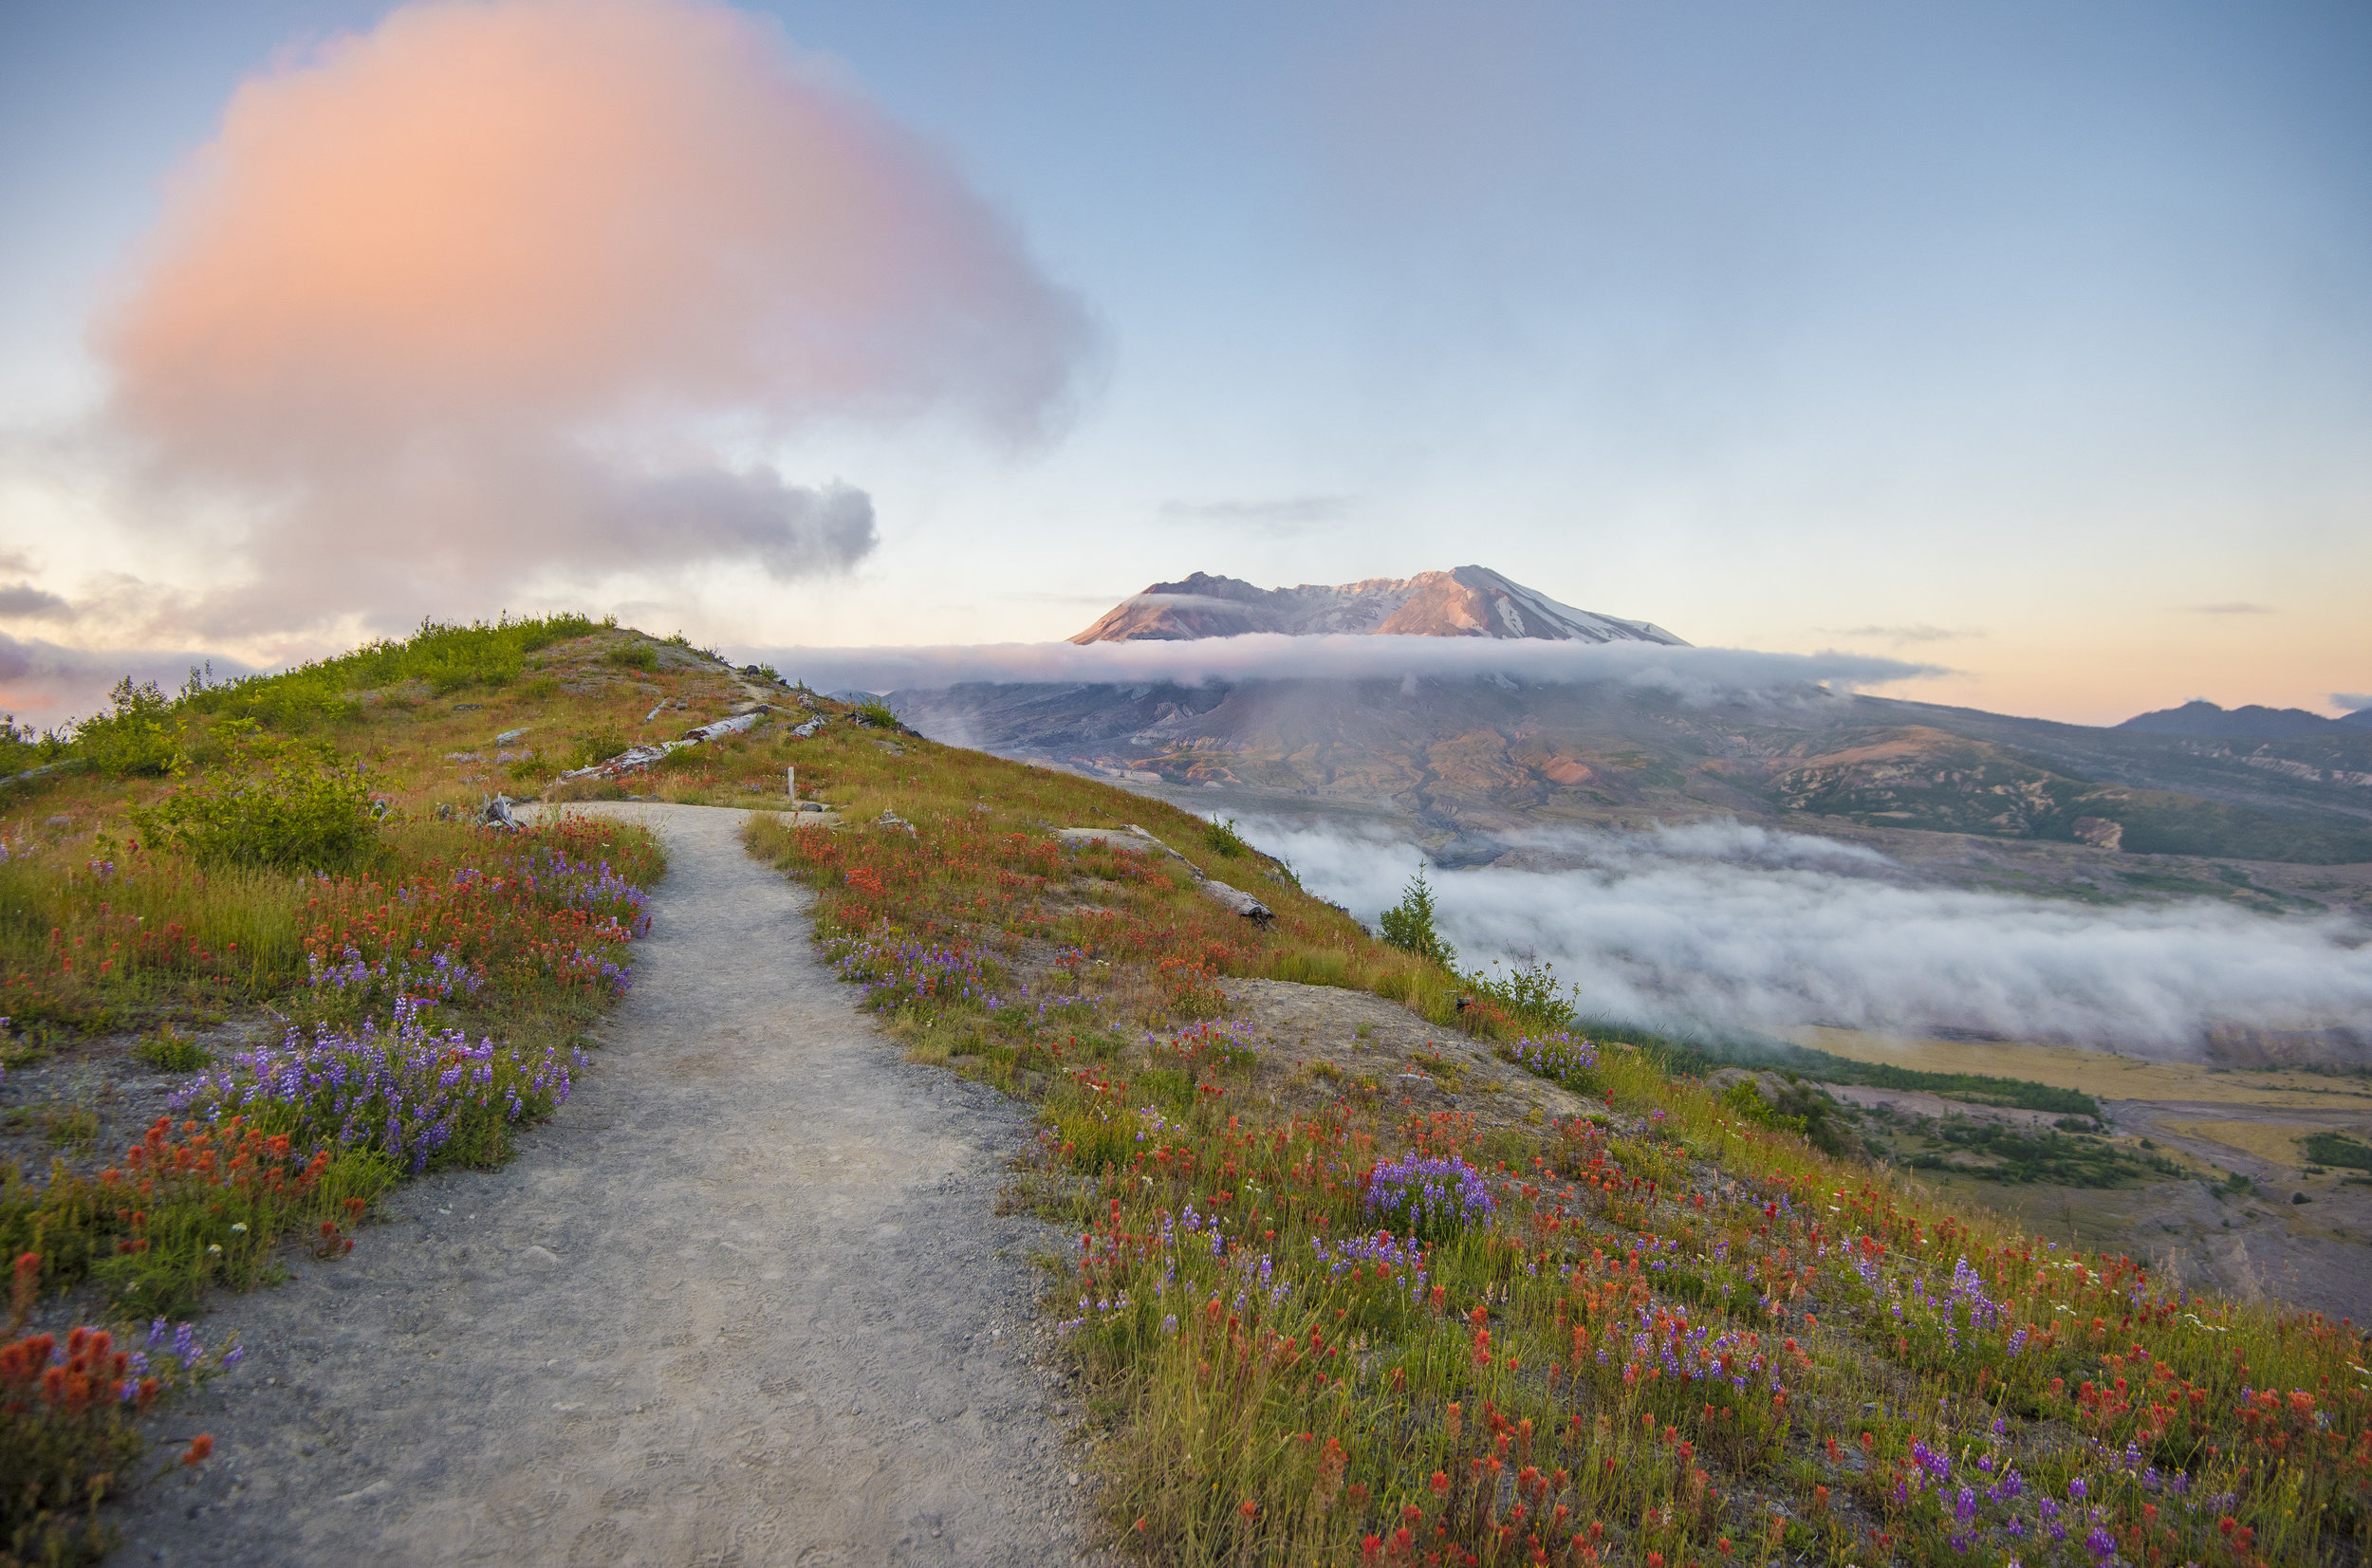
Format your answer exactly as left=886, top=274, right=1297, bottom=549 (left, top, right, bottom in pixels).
left=117, top=803, right=1097, bottom=1566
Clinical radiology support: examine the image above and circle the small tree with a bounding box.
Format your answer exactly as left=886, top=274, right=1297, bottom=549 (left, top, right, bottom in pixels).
left=72, top=677, right=180, bottom=778
left=132, top=730, right=381, bottom=873
left=1379, top=864, right=1455, bottom=968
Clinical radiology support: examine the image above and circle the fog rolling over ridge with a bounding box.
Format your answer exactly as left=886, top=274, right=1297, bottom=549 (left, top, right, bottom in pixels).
left=1250, top=816, right=2372, bottom=1058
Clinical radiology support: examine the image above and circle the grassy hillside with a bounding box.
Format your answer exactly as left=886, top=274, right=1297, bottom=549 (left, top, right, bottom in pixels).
left=743, top=706, right=2372, bottom=1566
left=5, top=620, right=2368, bottom=1566
left=0, top=616, right=800, bottom=1561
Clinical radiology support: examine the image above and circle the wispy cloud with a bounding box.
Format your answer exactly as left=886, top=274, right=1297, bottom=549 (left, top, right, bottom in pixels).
left=746, top=634, right=1938, bottom=699
left=1835, top=624, right=1978, bottom=645
left=1248, top=817, right=2372, bottom=1057
left=2335, top=692, right=2372, bottom=712
left=1158, top=495, right=1355, bottom=530
left=2182, top=602, right=2274, bottom=615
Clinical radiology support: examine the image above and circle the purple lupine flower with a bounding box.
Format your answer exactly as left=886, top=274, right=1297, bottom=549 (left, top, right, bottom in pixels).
left=2085, top=1526, right=2116, bottom=1562
left=1362, top=1153, right=1495, bottom=1240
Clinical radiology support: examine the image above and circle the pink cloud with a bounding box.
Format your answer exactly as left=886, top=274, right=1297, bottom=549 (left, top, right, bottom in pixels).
left=96, top=0, right=1090, bottom=635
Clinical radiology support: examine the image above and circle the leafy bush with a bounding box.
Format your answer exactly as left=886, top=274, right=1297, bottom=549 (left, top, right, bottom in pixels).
left=131, top=735, right=380, bottom=874
left=1204, top=816, right=1249, bottom=858
left=850, top=697, right=903, bottom=730
left=70, top=679, right=179, bottom=779
left=1378, top=865, right=1455, bottom=968
left=604, top=644, right=658, bottom=673
left=1462, top=956, right=1573, bottom=1029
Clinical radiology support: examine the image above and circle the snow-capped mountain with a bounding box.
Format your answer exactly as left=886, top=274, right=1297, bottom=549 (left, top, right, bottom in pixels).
left=1067, top=565, right=1688, bottom=646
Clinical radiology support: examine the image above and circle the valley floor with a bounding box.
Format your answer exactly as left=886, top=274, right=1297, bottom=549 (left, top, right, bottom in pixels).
left=1794, top=1027, right=2372, bottom=1321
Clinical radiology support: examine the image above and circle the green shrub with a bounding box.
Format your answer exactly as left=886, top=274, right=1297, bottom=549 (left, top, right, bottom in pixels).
left=71, top=679, right=179, bottom=778
left=132, top=1027, right=210, bottom=1073
left=1463, top=957, right=1573, bottom=1030
left=566, top=724, right=630, bottom=769
left=1378, top=865, right=1455, bottom=968
left=604, top=645, right=658, bottom=673
left=1204, top=816, right=1249, bottom=858
left=181, top=614, right=598, bottom=726
left=0, top=715, right=67, bottom=778
left=131, top=734, right=380, bottom=873
left=2301, top=1130, right=2372, bottom=1171
left=1720, top=1079, right=1807, bottom=1136
left=850, top=697, right=903, bottom=730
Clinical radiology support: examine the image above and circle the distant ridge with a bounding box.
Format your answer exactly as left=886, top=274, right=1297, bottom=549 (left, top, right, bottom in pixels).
left=1068, top=565, right=1687, bottom=647
left=2116, top=699, right=2361, bottom=740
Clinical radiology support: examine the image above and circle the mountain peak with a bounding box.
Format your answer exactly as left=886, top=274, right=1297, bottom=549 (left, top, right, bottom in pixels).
left=2115, top=700, right=2346, bottom=739
left=1067, top=565, right=1687, bottom=647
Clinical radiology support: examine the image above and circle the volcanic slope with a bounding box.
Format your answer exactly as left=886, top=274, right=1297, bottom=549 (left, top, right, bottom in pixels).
left=1066, top=564, right=1686, bottom=645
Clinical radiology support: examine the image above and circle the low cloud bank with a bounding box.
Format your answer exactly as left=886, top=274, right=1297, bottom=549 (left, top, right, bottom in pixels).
left=1248, top=817, right=2372, bottom=1056
left=751, top=636, right=1936, bottom=697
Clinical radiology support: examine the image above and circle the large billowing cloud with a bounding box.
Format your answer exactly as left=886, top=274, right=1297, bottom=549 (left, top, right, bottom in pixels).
left=97, top=0, right=1091, bottom=635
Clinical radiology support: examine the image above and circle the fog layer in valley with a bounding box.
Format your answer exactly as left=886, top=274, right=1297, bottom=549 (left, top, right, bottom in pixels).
left=1247, top=816, right=2372, bottom=1057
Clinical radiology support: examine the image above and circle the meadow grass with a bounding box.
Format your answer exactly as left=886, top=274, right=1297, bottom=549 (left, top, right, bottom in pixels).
left=0, top=622, right=695, bottom=1561
left=744, top=721, right=2372, bottom=1568
left=9, top=623, right=2367, bottom=1565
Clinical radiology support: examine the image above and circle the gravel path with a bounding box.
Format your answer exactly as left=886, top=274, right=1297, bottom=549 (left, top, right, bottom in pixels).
left=115, top=803, right=1099, bottom=1566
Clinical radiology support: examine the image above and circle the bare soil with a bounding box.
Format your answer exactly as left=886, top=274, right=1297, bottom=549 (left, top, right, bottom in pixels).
left=111, top=803, right=1104, bottom=1567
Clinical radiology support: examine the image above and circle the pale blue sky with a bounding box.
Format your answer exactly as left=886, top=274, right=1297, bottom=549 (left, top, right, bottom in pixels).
left=2, top=0, right=2366, bottom=723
